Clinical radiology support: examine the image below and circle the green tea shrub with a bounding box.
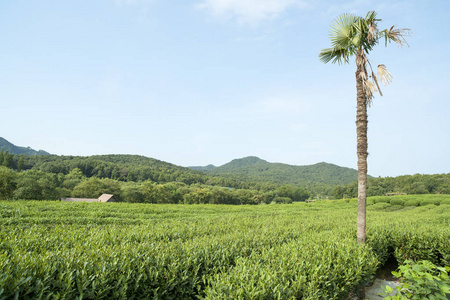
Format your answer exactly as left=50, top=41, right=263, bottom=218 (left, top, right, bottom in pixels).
left=203, top=234, right=378, bottom=300
left=347, top=198, right=358, bottom=205
left=390, top=198, right=405, bottom=206
left=273, top=196, right=292, bottom=204
left=385, top=205, right=404, bottom=212
left=392, top=228, right=449, bottom=266
left=419, top=198, right=441, bottom=206
left=373, top=196, right=391, bottom=204
left=366, top=227, right=394, bottom=265
left=0, top=198, right=449, bottom=299
left=404, top=199, right=420, bottom=206
left=369, top=202, right=391, bottom=211
left=415, top=204, right=438, bottom=213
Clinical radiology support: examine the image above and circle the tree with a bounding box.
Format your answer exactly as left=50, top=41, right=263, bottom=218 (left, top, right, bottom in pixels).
left=122, top=183, right=144, bottom=203
left=276, top=185, right=310, bottom=202
left=17, top=157, right=25, bottom=172
left=319, top=11, right=409, bottom=243
left=0, top=166, right=17, bottom=199
left=72, top=177, right=121, bottom=199
left=13, top=170, right=61, bottom=200
left=63, top=168, right=86, bottom=190
left=2, top=150, right=13, bottom=168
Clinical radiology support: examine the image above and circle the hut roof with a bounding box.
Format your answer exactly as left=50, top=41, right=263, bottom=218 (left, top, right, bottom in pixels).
left=98, top=194, right=115, bottom=202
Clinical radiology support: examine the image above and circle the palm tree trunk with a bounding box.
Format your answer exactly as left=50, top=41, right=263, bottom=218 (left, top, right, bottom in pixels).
left=355, top=50, right=368, bottom=244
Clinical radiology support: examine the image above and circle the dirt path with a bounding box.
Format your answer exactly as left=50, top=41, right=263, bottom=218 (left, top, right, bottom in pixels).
left=364, top=279, right=400, bottom=299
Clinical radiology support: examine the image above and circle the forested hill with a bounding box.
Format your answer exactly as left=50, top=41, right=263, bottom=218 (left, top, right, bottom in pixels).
left=189, top=164, right=216, bottom=171
left=18, top=154, right=207, bottom=184
left=191, top=156, right=361, bottom=187
left=0, top=137, right=50, bottom=156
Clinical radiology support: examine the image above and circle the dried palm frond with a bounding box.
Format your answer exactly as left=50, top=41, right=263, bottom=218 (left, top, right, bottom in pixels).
left=377, top=64, right=393, bottom=85
left=362, top=79, right=377, bottom=104
left=368, top=20, right=379, bottom=41
left=364, top=80, right=377, bottom=93
left=384, top=26, right=411, bottom=48
left=359, top=71, right=367, bottom=81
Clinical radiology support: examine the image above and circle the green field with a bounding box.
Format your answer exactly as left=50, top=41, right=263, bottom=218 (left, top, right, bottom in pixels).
left=1, top=195, right=449, bottom=299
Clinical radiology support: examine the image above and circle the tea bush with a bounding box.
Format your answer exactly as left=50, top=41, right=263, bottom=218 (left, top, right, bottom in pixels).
left=0, top=197, right=448, bottom=299
left=404, top=199, right=420, bottom=206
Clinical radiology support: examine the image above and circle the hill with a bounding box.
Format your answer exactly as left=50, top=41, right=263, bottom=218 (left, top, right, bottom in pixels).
left=0, top=137, right=50, bottom=156
left=18, top=154, right=207, bottom=184
left=189, top=164, right=217, bottom=171
left=192, top=156, right=361, bottom=187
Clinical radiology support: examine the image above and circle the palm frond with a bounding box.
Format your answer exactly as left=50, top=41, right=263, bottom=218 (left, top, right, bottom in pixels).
left=359, top=71, right=367, bottom=81
left=366, top=11, right=379, bottom=41
left=368, top=22, right=378, bottom=40
left=377, top=64, right=393, bottom=85
left=362, top=79, right=377, bottom=104
left=364, top=11, right=379, bottom=24
left=381, top=26, right=411, bottom=48
left=319, top=47, right=351, bottom=65
left=329, top=13, right=359, bottom=50
left=352, top=13, right=379, bottom=52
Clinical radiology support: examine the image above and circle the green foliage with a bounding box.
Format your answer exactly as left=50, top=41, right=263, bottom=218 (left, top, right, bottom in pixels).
left=369, top=202, right=392, bottom=211
left=204, top=156, right=359, bottom=189
left=419, top=198, right=441, bottom=206
left=276, top=185, right=310, bottom=202
left=273, top=196, right=292, bottom=204
left=72, top=177, right=122, bottom=199
left=372, top=196, right=391, bottom=203
left=405, top=199, right=420, bottom=207
left=0, top=199, right=448, bottom=299
left=390, top=198, right=406, bottom=206
left=0, top=166, right=17, bottom=200
left=382, top=260, right=450, bottom=300
left=4, top=149, right=450, bottom=203
left=1, top=150, right=14, bottom=168
left=121, top=183, right=144, bottom=203
left=15, top=153, right=208, bottom=184
left=335, top=174, right=450, bottom=199
left=203, top=233, right=378, bottom=299
left=17, top=157, right=25, bottom=171
left=13, top=170, right=62, bottom=200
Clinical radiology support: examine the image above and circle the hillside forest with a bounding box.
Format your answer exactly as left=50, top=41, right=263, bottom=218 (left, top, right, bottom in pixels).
left=0, top=149, right=449, bottom=204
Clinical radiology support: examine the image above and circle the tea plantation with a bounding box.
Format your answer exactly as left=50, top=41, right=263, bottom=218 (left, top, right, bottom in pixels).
left=1, top=195, right=449, bottom=299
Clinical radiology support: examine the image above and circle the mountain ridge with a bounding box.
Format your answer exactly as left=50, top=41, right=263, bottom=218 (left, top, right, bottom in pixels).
left=0, top=137, right=50, bottom=156
left=189, top=156, right=362, bottom=187
left=1, top=137, right=359, bottom=189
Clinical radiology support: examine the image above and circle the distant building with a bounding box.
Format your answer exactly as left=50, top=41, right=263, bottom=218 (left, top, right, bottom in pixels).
left=61, top=194, right=117, bottom=203
left=98, top=194, right=117, bottom=202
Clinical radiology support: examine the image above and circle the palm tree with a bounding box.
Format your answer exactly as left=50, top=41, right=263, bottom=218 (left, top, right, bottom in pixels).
left=319, top=11, right=409, bottom=244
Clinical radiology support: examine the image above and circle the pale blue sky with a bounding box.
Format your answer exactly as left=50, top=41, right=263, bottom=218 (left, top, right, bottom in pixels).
left=1, top=0, right=449, bottom=177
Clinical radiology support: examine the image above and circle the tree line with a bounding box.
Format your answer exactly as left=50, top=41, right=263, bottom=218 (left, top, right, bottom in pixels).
left=2, top=151, right=448, bottom=202
left=0, top=151, right=310, bottom=204
left=332, top=173, right=450, bottom=199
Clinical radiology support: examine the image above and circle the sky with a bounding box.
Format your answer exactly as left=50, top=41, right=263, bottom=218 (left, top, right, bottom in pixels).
left=1, top=0, right=449, bottom=177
